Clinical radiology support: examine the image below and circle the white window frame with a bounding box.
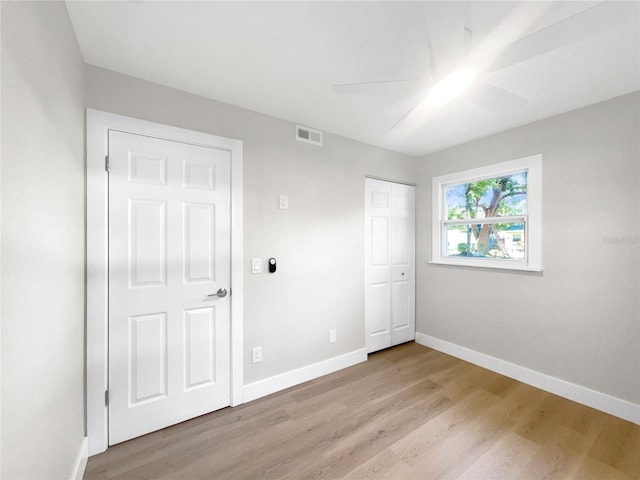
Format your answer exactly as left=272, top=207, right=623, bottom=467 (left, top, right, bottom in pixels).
left=431, top=154, right=542, bottom=272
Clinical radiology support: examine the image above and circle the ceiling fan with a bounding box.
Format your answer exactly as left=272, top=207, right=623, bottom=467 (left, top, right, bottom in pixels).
left=332, top=1, right=634, bottom=130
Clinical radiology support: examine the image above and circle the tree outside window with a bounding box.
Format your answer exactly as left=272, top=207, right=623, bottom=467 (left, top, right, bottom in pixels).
left=445, top=172, right=527, bottom=259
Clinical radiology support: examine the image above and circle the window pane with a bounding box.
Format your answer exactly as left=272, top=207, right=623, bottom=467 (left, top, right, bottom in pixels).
left=445, top=222, right=526, bottom=260
left=445, top=172, right=527, bottom=220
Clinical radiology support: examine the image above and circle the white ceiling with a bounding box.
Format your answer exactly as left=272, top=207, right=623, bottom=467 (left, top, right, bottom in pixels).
left=66, top=1, right=639, bottom=156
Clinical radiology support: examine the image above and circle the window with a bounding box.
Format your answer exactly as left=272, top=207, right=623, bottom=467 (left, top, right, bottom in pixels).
left=431, top=155, right=542, bottom=271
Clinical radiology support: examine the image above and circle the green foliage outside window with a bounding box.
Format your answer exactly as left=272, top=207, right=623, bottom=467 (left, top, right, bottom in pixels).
left=445, top=172, right=527, bottom=258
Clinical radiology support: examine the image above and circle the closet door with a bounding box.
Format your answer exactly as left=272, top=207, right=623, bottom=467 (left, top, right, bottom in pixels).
left=364, top=178, right=415, bottom=353
left=365, top=179, right=393, bottom=353
left=389, top=182, right=415, bottom=346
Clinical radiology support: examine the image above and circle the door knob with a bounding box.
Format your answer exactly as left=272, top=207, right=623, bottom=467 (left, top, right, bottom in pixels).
left=208, top=288, right=227, bottom=298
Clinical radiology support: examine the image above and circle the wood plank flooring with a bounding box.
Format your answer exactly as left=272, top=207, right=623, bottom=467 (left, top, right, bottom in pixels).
left=84, top=342, right=639, bottom=479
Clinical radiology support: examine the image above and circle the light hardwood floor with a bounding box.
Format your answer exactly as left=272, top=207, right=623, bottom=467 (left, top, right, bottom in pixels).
left=85, top=342, right=639, bottom=479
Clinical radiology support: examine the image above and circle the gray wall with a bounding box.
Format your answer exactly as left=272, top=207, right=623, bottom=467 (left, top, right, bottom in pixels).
left=416, top=92, right=640, bottom=404
left=4, top=6, right=635, bottom=475
left=85, top=65, right=417, bottom=384
left=1, top=2, right=86, bottom=478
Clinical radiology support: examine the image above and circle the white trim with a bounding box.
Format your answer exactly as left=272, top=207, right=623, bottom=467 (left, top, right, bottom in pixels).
left=86, top=109, right=244, bottom=455
left=431, top=155, right=540, bottom=186
left=444, top=215, right=525, bottom=226
left=243, top=349, right=368, bottom=403
left=431, top=154, right=542, bottom=271
left=71, top=437, right=88, bottom=480
left=428, top=260, right=543, bottom=273
left=230, top=139, right=244, bottom=407
left=415, top=332, right=640, bottom=425
left=364, top=175, right=416, bottom=187
left=86, top=111, right=109, bottom=456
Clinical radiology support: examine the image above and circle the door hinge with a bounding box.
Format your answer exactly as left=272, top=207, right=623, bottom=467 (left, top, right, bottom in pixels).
left=105, top=390, right=109, bottom=406
left=105, top=155, right=110, bottom=172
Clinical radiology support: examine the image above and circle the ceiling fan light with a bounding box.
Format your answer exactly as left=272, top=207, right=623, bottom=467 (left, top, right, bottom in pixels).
left=424, top=68, right=476, bottom=107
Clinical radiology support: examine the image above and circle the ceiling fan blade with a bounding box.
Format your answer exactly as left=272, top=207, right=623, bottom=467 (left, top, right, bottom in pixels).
left=332, top=78, right=428, bottom=94
left=468, top=82, right=527, bottom=113
left=486, top=1, right=638, bottom=73
left=389, top=100, right=423, bottom=131
left=424, top=2, right=468, bottom=75
left=389, top=87, right=437, bottom=131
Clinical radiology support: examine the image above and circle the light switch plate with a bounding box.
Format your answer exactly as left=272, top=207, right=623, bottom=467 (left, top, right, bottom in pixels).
left=251, top=258, right=261, bottom=274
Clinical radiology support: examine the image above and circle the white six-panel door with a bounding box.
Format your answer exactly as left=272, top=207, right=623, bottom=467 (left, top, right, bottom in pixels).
left=365, top=178, right=415, bottom=353
left=108, top=131, right=231, bottom=445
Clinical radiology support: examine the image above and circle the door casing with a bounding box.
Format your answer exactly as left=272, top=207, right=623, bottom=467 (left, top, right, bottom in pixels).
left=86, top=109, right=244, bottom=455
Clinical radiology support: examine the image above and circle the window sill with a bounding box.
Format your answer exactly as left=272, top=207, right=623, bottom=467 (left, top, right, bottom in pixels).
left=428, top=259, right=543, bottom=273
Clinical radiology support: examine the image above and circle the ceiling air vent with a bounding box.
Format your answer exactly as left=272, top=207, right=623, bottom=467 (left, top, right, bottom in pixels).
left=296, top=125, right=323, bottom=146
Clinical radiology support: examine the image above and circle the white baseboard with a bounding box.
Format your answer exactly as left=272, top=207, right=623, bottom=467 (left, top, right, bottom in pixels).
left=71, top=436, right=88, bottom=480
left=243, top=348, right=368, bottom=403
left=415, top=332, right=640, bottom=425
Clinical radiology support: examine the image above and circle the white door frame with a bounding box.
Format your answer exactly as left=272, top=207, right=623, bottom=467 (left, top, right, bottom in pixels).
left=86, top=109, right=244, bottom=455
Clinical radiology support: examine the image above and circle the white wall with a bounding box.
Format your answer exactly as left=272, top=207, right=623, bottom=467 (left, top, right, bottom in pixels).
left=85, top=65, right=417, bottom=385
left=1, top=2, right=636, bottom=473
left=416, top=92, right=640, bottom=405
left=0, top=2, right=3, bottom=472
left=1, top=2, right=86, bottom=478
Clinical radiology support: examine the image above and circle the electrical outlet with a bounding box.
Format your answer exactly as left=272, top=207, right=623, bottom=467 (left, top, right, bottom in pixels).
left=279, top=194, right=289, bottom=209
left=329, top=329, right=337, bottom=343
left=252, top=346, right=263, bottom=363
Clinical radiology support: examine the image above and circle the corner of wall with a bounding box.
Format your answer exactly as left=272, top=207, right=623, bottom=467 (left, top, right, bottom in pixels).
left=72, top=437, right=88, bottom=480
left=416, top=332, right=640, bottom=425
left=243, top=349, right=368, bottom=403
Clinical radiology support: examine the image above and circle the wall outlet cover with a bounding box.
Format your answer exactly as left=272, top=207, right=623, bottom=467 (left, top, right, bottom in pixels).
left=252, top=346, right=263, bottom=363
left=329, top=329, right=337, bottom=343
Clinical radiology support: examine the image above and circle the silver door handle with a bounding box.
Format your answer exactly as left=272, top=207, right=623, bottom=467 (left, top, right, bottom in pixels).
left=208, top=288, right=227, bottom=298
